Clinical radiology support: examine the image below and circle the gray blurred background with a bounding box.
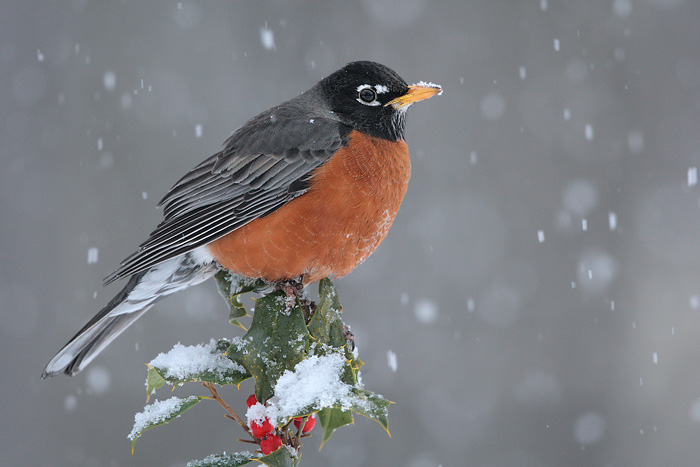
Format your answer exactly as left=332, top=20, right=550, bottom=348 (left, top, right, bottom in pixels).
left=3, top=0, right=700, bottom=466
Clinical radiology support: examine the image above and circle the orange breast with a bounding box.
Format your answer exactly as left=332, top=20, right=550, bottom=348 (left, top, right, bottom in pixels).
left=207, top=131, right=411, bottom=283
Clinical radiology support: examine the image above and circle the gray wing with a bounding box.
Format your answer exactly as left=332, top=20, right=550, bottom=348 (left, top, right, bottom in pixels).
left=104, top=97, right=348, bottom=285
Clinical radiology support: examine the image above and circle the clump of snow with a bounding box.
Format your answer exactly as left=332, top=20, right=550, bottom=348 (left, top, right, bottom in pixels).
left=129, top=396, right=198, bottom=440
left=246, top=402, right=270, bottom=426
left=412, top=81, right=443, bottom=95
left=414, top=298, right=439, bottom=324
left=64, top=395, right=78, bottom=412
left=86, top=365, right=110, bottom=395
left=260, top=26, right=275, bottom=50
left=187, top=452, right=256, bottom=467
left=149, top=339, right=245, bottom=383
left=386, top=350, right=398, bottom=372
left=103, top=71, right=116, bottom=91
left=467, top=298, right=475, bottom=312
left=270, top=352, right=353, bottom=423
left=87, top=247, right=99, bottom=264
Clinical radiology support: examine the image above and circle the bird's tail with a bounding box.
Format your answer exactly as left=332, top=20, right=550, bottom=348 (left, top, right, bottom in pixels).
left=42, top=251, right=217, bottom=378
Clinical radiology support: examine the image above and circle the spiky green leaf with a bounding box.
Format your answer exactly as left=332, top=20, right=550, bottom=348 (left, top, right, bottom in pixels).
left=307, top=278, right=346, bottom=348
left=146, top=364, right=167, bottom=399
left=256, top=446, right=300, bottom=467
left=187, top=452, right=255, bottom=467
left=215, top=271, right=267, bottom=328
left=224, top=291, right=312, bottom=403
left=145, top=341, right=251, bottom=400
left=317, top=406, right=354, bottom=448
left=348, top=389, right=392, bottom=436
left=129, top=396, right=204, bottom=450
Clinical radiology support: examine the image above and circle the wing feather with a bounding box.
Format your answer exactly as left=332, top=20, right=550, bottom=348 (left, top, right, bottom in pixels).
left=104, top=91, right=348, bottom=285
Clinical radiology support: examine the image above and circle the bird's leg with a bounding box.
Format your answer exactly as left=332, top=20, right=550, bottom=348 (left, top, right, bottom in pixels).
left=273, top=276, right=316, bottom=322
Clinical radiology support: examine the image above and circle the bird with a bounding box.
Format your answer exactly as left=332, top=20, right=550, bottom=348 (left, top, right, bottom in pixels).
left=42, top=61, right=441, bottom=378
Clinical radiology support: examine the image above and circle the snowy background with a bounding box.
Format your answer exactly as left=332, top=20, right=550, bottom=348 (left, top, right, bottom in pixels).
left=3, top=0, right=700, bottom=466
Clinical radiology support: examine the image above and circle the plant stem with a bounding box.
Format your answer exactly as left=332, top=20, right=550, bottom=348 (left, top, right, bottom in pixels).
left=202, top=382, right=251, bottom=436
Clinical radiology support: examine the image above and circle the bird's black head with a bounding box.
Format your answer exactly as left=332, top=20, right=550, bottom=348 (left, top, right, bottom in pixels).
left=318, top=61, right=441, bottom=141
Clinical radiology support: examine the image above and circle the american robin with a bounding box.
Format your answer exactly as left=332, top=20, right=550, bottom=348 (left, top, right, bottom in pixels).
left=43, top=61, right=441, bottom=378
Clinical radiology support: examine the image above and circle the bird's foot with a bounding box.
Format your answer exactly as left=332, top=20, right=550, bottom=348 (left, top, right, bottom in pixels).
left=274, top=277, right=316, bottom=322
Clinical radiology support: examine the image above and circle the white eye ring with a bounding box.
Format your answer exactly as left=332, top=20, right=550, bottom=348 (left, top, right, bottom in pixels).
left=356, top=84, right=380, bottom=106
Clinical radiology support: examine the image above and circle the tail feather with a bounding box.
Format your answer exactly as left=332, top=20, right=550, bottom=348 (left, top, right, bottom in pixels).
left=42, top=272, right=148, bottom=378
left=42, top=249, right=216, bottom=378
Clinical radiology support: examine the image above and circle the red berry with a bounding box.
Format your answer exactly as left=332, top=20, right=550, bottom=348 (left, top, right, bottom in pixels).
left=260, top=433, right=282, bottom=455
left=293, top=414, right=316, bottom=433
left=250, top=418, right=274, bottom=438
left=246, top=394, right=258, bottom=408
left=302, top=414, right=316, bottom=433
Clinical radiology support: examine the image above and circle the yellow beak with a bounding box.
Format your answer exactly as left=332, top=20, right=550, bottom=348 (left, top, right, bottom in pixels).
left=386, top=83, right=442, bottom=109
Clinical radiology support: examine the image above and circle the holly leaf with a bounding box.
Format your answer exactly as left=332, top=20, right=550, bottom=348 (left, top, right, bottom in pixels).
left=129, top=396, right=204, bottom=450
left=307, top=278, right=346, bottom=348
left=348, top=389, right=392, bottom=436
left=145, top=365, right=167, bottom=398
left=314, top=389, right=391, bottom=447
left=187, top=451, right=255, bottom=467
left=215, top=270, right=267, bottom=328
left=223, top=291, right=312, bottom=403
left=145, top=340, right=251, bottom=400
left=307, top=279, right=363, bottom=389
left=256, top=446, right=300, bottom=467
left=317, top=406, right=354, bottom=448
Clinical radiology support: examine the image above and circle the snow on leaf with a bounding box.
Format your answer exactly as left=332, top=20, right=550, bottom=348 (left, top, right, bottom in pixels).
left=129, top=396, right=203, bottom=449
left=186, top=451, right=255, bottom=467
left=146, top=339, right=250, bottom=398
left=273, top=352, right=352, bottom=418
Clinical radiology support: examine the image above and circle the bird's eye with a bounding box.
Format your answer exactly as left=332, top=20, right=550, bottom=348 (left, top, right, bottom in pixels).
left=358, top=88, right=377, bottom=104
